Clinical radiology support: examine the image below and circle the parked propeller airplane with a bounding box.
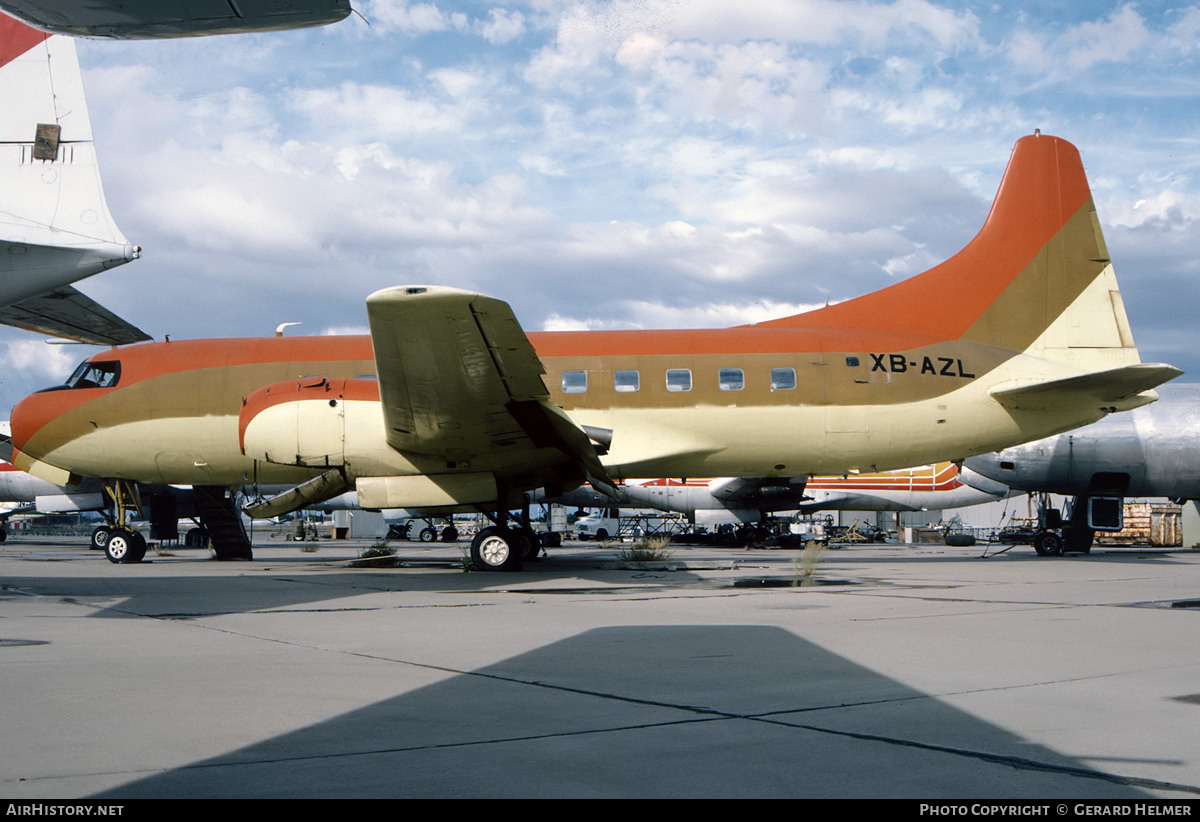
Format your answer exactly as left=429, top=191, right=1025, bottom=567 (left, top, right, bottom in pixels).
left=0, top=1, right=350, bottom=38
left=542, top=463, right=1008, bottom=527
left=0, top=15, right=148, bottom=344
left=961, top=383, right=1199, bottom=555
left=8, top=133, right=1181, bottom=569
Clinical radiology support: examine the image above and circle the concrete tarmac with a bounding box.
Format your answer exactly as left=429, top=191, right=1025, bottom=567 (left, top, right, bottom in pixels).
left=2, top=534, right=1199, bottom=799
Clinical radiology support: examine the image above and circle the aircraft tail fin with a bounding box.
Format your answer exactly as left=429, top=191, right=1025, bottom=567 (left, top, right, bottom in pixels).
left=0, top=16, right=147, bottom=343
left=0, top=17, right=139, bottom=299
left=758, top=132, right=1155, bottom=376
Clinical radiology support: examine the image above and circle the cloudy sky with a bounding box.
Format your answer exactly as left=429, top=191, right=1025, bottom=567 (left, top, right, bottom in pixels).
left=1, top=0, right=1197, bottom=411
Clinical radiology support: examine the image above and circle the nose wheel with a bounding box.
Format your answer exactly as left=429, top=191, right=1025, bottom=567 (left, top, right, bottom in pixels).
left=100, top=479, right=148, bottom=563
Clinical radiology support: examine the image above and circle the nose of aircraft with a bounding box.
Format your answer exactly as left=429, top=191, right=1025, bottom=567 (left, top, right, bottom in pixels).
left=9, top=386, right=71, bottom=456
left=10, top=391, right=43, bottom=453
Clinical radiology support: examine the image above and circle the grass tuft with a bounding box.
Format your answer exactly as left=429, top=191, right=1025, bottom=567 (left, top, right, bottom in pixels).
left=619, top=535, right=674, bottom=562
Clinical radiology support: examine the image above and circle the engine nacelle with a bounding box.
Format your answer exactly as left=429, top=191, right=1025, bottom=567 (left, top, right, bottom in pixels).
left=240, top=376, right=376, bottom=469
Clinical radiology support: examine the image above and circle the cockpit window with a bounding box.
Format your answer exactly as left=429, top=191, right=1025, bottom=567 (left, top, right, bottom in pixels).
left=65, top=360, right=121, bottom=389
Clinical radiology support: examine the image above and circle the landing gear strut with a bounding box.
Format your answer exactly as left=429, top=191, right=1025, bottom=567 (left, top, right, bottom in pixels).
left=1029, top=493, right=1096, bottom=557
left=101, top=479, right=147, bottom=563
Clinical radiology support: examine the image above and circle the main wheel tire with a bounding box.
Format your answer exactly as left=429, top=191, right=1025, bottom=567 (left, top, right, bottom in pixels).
left=91, top=526, right=111, bottom=551
left=129, top=531, right=147, bottom=562
left=441, top=526, right=459, bottom=542
left=521, top=531, right=542, bottom=561
left=418, top=527, right=438, bottom=543
left=1033, top=531, right=1064, bottom=557
left=105, top=529, right=145, bottom=564
left=470, top=527, right=523, bottom=571
left=1063, top=526, right=1094, bottom=554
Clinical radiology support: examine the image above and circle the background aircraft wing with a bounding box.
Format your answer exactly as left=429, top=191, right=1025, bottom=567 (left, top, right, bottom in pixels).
left=0, top=1, right=350, bottom=38
left=366, top=286, right=614, bottom=494
left=0, top=285, right=151, bottom=345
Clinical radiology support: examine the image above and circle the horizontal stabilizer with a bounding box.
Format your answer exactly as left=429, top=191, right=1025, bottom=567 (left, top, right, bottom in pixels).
left=956, top=466, right=1012, bottom=497
left=990, top=364, right=1183, bottom=412
left=0, top=285, right=150, bottom=345
left=243, top=468, right=350, bottom=518
left=0, top=503, right=37, bottom=519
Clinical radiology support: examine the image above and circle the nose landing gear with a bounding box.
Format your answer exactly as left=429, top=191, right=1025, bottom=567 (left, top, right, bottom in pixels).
left=101, top=479, right=148, bottom=563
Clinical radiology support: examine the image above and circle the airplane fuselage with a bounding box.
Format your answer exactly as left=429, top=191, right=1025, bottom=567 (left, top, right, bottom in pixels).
left=964, top=384, right=1200, bottom=500
left=10, top=322, right=1149, bottom=492
left=6, top=135, right=1181, bottom=528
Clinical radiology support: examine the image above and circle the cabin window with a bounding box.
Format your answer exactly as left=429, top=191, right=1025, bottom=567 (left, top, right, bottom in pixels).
left=65, top=360, right=121, bottom=389
left=614, top=370, right=640, bottom=393
left=561, top=370, right=587, bottom=394
left=845, top=356, right=860, bottom=367
left=719, top=368, right=744, bottom=391
left=666, top=368, right=691, bottom=392
left=771, top=367, right=796, bottom=391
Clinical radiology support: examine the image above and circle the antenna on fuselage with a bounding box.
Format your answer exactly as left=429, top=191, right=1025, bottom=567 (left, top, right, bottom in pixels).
left=275, top=322, right=302, bottom=337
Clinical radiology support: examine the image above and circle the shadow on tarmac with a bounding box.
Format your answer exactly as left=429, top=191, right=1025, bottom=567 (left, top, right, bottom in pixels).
left=83, top=625, right=1174, bottom=799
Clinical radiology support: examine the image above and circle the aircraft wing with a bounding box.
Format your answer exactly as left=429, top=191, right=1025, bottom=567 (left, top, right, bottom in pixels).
left=0, top=284, right=150, bottom=345
left=0, top=1, right=350, bottom=38
left=366, top=285, right=614, bottom=497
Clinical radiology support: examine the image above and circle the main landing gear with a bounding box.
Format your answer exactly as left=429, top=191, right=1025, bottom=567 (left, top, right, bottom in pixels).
left=469, top=526, right=543, bottom=571
left=469, top=496, right=545, bottom=572
left=100, top=480, right=148, bottom=564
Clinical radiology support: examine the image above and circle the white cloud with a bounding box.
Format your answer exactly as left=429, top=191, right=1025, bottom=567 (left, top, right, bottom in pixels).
left=1059, top=4, right=1150, bottom=71
left=357, top=0, right=462, bottom=34
left=288, top=83, right=467, bottom=138
left=543, top=296, right=830, bottom=332
left=479, top=8, right=527, bottom=44
left=1103, top=189, right=1194, bottom=230
left=4, top=340, right=79, bottom=383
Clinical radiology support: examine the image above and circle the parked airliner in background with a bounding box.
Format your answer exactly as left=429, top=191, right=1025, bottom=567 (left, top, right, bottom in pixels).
left=0, top=1, right=350, bottom=38
left=962, top=383, right=1198, bottom=555
left=0, top=16, right=148, bottom=344
left=543, top=463, right=1008, bottom=523
left=9, top=134, right=1181, bottom=569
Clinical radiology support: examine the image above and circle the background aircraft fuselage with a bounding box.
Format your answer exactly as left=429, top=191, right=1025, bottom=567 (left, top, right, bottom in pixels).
left=964, top=384, right=1200, bottom=500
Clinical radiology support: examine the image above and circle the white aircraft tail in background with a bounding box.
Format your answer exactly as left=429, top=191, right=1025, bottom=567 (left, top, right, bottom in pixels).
left=0, top=15, right=148, bottom=344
